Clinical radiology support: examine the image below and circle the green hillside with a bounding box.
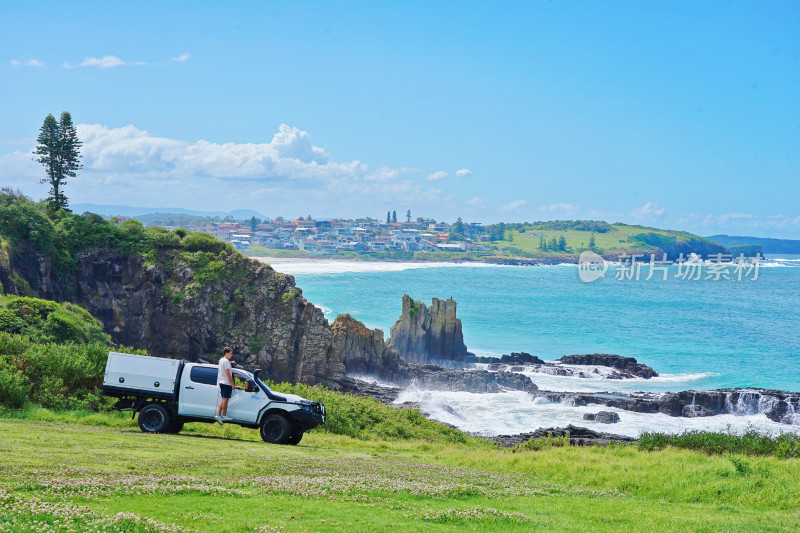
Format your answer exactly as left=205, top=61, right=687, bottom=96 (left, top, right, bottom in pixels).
left=488, top=221, right=726, bottom=260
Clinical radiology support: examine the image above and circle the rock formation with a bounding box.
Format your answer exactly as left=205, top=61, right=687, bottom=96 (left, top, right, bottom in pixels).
left=490, top=425, right=636, bottom=447
left=331, top=314, right=404, bottom=379
left=332, top=313, right=536, bottom=394
left=558, top=354, right=658, bottom=379
left=387, top=294, right=469, bottom=364
left=0, top=246, right=343, bottom=387
left=536, top=388, right=800, bottom=424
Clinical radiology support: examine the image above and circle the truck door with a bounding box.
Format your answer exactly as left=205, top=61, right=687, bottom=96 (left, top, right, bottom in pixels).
left=179, top=366, right=219, bottom=418
left=225, top=370, right=259, bottom=423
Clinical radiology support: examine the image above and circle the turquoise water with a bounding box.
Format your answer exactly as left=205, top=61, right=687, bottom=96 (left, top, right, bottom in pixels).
left=277, top=257, right=800, bottom=392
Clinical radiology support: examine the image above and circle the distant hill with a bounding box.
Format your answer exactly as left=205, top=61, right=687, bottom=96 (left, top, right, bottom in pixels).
left=70, top=203, right=265, bottom=220
left=707, top=235, right=800, bottom=254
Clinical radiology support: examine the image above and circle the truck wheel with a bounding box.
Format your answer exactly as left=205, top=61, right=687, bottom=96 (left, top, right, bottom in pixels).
left=286, top=431, right=303, bottom=446
left=164, top=420, right=184, bottom=434
left=260, top=413, right=291, bottom=444
left=138, top=404, right=171, bottom=433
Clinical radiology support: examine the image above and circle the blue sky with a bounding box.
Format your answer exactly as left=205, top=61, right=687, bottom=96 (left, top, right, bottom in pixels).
left=1, top=1, right=798, bottom=237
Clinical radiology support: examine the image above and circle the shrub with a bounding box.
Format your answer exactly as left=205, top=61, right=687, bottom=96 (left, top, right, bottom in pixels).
left=638, top=429, right=800, bottom=459
left=182, top=231, right=228, bottom=253
left=0, top=297, right=110, bottom=345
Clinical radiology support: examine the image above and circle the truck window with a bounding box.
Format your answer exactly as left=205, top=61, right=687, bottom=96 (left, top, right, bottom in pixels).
left=190, top=366, right=218, bottom=386
left=232, top=371, right=258, bottom=392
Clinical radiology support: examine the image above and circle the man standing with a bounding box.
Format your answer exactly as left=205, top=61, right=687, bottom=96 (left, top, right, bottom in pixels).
left=216, top=347, right=240, bottom=425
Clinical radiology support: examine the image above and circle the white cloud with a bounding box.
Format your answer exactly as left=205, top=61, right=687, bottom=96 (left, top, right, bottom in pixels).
left=539, top=202, right=579, bottom=215
left=630, top=201, right=665, bottom=221
left=10, top=58, right=45, bottom=67
left=427, top=171, right=448, bottom=181
left=500, top=200, right=527, bottom=213
left=0, top=123, right=446, bottom=217
left=455, top=168, right=472, bottom=178
left=170, top=53, right=191, bottom=63
left=63, top=55, right=128, bottom=69
left=466, top=196, right=485, bottom=208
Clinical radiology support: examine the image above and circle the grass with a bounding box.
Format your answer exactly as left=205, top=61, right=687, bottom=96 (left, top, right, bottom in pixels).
left=242, top=246, right=311, bottom=258
left=490, top=223, right=695, bottom=257
left=1, top=412, right=800, bottom=532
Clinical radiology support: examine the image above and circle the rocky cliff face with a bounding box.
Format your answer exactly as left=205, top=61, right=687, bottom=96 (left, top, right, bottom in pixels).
left=0, top=245, right=343, bottom=386
left=331, top=314, right=404, bottom=379
left=387, top=294, right=469, bottom=364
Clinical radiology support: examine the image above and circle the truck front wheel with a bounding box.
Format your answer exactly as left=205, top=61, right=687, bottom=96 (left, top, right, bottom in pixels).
left=286, top=430, right=303, bottom=446
left=260, top=413, right=291, bottom=444
left=138, top=404, right=171, bottom=433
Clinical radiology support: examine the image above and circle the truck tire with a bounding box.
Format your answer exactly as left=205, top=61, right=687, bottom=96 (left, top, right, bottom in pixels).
left=260, top=413, right=291, bottom=444
left=138, top=404, right=171, bottom=433
left=286, top=431, right=303, bottom=446
left=164, top=420, right=184, bottom=434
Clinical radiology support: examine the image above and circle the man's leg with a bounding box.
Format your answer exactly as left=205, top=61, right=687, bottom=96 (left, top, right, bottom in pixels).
left=220, top=397, right=229, bottom=417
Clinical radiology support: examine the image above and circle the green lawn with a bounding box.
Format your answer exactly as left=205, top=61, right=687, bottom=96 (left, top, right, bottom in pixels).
left=490, top=223, right=701, bottom=258
left=1, top=416, right=799, bottom=532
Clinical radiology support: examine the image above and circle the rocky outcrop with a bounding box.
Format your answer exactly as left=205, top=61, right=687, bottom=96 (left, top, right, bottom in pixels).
left=583, top=411, right=620, bottom=424
left=1, top=245, right=343, bottom=386
left=399, top=365, right=537, bottom=393
left=466, top=352, right=546, bottom=365
left=558, top=354, right=658, bottom=379
left=490, top=425, right=636, bottom=447
left=387, top=294, right=469, bottom=364
left=331, top=314, right=404, bottom=379
left=332, top=313, right=536, bottom=394
left=536, top=388, right=800, bottom=424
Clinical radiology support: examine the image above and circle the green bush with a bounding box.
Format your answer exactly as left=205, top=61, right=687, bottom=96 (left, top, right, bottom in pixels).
left=0, top=297, right=110, bottom=345
left=182, top=231, right=228, bottom=253
left=639, top=429, right=800, bottom=459
left=0, top=364, right=29, bottom=409
left=0, top=333, right=148, bottom=411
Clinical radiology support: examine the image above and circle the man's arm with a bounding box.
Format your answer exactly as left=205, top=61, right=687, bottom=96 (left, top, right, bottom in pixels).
left=226, top=368, right=242, bottom=390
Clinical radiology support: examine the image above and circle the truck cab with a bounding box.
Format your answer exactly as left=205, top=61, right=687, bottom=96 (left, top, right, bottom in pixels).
left=102, top=352, right=325, bottom=445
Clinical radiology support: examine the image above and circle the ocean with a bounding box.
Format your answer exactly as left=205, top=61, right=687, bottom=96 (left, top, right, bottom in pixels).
left=260, top=256, right=800, bottom=437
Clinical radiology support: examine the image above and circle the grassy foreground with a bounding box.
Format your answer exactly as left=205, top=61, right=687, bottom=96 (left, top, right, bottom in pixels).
left=1, top=416, right=800, bottom=532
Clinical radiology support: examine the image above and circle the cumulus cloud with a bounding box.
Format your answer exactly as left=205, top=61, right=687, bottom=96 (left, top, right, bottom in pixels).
left=466, top=196, right=485, bottom=208
left=427, top=171, right=447, bottom=181
left=0, top=123, right=445, bottom=216
left=455, top=168, right=472, bottom=178
left=630, top=201, right=665, bottom=221
left=63, top=55, right=129, bottom=68
left=10, top=59, right=45, bottom=67
left=170, top=52, right=191, bottom=63
left=501, top=200, right=527, bottom=213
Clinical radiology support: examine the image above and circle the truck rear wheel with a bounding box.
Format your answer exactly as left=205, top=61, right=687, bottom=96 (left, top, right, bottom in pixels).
left=138, top=404, right=171, bottom=433
left=164, top=420, right=184, bottom=434
left=260, top=413, right=291, bottom=444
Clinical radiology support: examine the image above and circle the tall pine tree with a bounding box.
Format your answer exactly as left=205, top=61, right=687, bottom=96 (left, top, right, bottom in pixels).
left=34, top=112, right=82, bottom=210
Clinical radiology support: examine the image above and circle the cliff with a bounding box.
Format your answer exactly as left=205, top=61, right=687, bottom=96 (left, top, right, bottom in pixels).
left=331, top=314, right=404, bottom=379
left=387, top=294, right=469, bottom=364
left=0, top=220, right=343, bottom=386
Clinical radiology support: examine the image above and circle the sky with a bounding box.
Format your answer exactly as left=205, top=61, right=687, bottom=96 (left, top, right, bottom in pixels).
left=1, top=1, right=799, bottom=237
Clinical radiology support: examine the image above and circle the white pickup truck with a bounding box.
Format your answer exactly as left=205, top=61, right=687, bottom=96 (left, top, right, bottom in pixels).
left=101, top=352, right=325, bottom=445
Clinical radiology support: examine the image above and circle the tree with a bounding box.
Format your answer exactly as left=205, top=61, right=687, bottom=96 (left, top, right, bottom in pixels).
left=249, top=216, right=259, bottom=232
left=558, top=235, right=567, bottom=251
left=386, top=211, right=391, bottom=224
left=550, top=237, right=558, bottom=250
left=34, top=112, right=82, bottom=210
left=589, top=233, right=596, bottom=249
left=406, top=210, right=411, bottom=222
left=392, top=211, right=397, bottom=223
left=454, top=217, right=465, bottom=235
